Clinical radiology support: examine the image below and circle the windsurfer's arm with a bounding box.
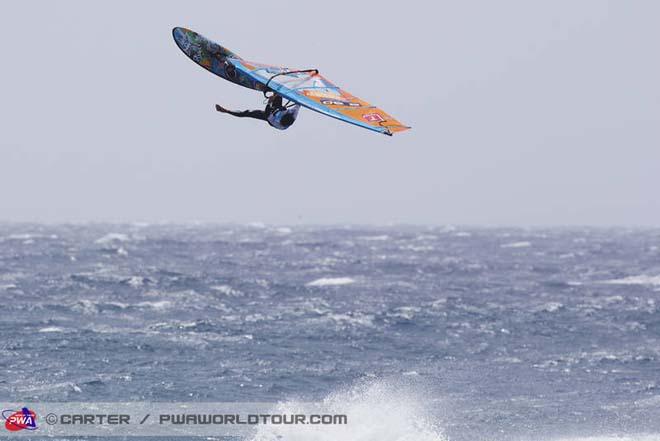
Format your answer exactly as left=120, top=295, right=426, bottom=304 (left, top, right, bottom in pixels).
left=266, top=94, right=283, bottom=113
left=271, top=95, right=283, bottom=107
left=215, top=105, right=267, bottom=121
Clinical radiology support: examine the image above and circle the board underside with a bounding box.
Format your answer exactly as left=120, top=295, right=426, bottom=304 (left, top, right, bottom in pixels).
left=172, top=27, right=263, bottom=92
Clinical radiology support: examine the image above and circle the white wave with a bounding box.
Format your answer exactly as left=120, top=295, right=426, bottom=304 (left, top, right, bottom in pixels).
left=577, top=296, right=624, bottom=311
left=401, top=244, right=434, bottom=252
left=70, top=299, right=103, bottom=315
left=324, top=312, right=375, bottom=327
left=136, top=300, right=173, bottom=310
left=567, top=281, right=583, bottom=286
left=95, top=233, right=130, bottom=244
left=429, top=298, right=448, bottom=309
left=494, top=356, right=522, bottom=364
left=389, top=306, right=422, bottom=321
left=454, top=231, right=471, bottom=237
left=68, top=298, right=172, bottom=314
left=244, top=313, right=269, bottom=323
left=211, top=285, right=243, bottom=297
left=38, top=326, right=65, bottom=333
left=501, top=241, right=531, bottom=248
left=126, top=276, right=146, bottom=288
left=307, top=277, right=355, bottom=287
left=359, top=235, right=390, bottom=241
left=601, top=275, right=660, bottom=286
left=249, top=379, right=445, bottom=441
left=314, top=257, right=343, bottom=266
left=534, top=302, right=564, bottom=313
left=415, top=234, right=438, bottom=241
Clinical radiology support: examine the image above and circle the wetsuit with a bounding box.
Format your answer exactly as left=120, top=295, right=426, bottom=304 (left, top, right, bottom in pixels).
left=220, top=95, right=300, bottom=130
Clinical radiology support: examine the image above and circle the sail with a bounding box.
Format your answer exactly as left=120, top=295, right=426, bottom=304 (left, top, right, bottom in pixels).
left=225, top=59, right=410, bottom=136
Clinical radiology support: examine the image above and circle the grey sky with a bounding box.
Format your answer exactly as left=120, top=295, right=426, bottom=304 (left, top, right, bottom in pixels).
left=1, top=1, right=659, bottom=225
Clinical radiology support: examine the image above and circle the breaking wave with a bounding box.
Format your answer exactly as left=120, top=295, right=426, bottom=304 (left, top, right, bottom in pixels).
left=306, top=277, right=356, bottom=287
left=601, top=275, right=660, bottom=286
left=501, top=241, right=532, bottom=248
left=250, top=378, right=445, bottom=441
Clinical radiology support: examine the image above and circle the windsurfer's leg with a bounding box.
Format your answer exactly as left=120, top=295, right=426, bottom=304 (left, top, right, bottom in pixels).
left=233, top=110, right=267, bottom=120
left=216, top=105, right=267, bottom=121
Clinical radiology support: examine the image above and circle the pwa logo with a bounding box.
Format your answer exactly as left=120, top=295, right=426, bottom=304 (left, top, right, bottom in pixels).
left=3, top=407, right=37, bottom=431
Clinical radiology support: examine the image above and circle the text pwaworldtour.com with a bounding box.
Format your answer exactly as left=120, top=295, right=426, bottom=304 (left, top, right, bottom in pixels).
left=1, top=403, right=348, bottom=436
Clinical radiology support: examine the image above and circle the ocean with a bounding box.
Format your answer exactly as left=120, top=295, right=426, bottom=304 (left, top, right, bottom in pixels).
left=1, top=223, right=660, bottom=441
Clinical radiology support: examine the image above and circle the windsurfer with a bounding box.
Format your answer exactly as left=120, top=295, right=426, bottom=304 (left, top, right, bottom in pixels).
left=215, top=94, right=300, bottom=131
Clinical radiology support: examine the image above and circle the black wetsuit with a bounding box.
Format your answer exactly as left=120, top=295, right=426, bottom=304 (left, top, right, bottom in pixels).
left=223, top=95, right=283, bottom=121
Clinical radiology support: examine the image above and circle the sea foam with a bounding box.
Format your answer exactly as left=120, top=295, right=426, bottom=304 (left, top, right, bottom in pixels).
left=306, top=277, right=355, bottom=287
left=601, top=275, right=660, bottom=286
left=250, top=378, right=445, bottom=441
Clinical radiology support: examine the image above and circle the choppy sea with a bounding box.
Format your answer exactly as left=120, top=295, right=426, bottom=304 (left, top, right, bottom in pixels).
left=2, top=223, right=660, bottom=441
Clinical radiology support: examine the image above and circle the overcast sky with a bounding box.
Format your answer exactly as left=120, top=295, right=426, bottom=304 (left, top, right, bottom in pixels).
left=1, top=1, right=659, bottom=226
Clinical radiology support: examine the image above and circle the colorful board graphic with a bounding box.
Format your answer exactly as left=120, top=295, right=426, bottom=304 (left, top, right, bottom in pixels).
left=173, top=27, right=410, bottom=136
left=172, top=27, right=263, bottom=91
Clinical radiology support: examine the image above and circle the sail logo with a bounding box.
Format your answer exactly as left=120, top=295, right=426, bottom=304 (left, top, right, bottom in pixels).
left=362, top=113, right=385, bottom=123
left=320, top=99, right=361, bottom=107
left=3, top=407, right=37, bottom=431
